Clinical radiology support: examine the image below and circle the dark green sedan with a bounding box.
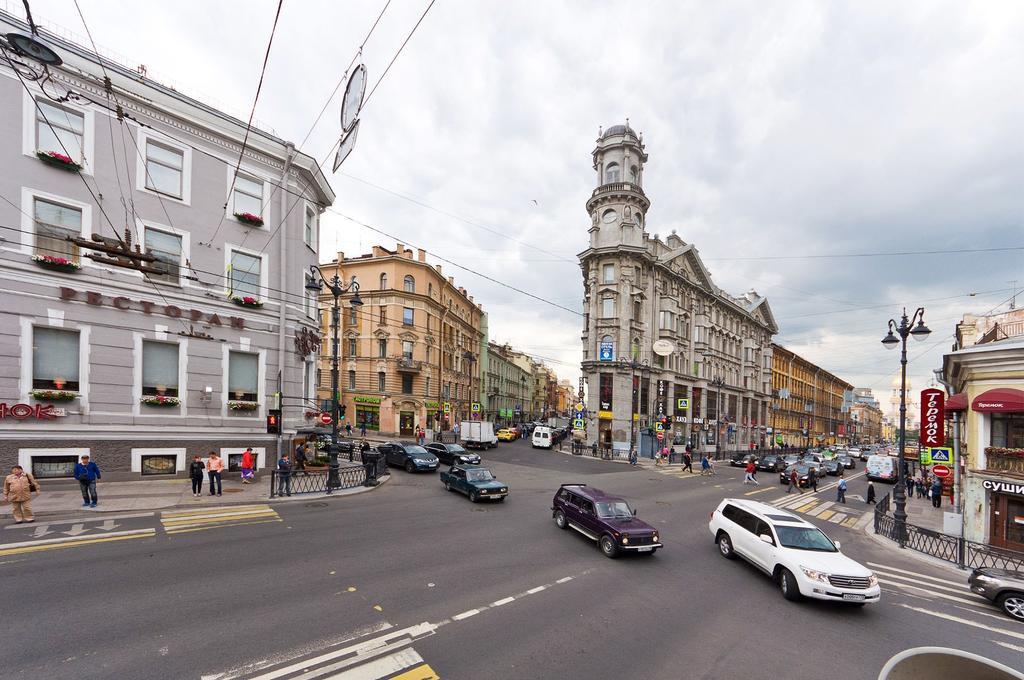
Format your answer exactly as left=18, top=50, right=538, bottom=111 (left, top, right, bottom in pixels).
left=440, top=464, right=508, bottom=502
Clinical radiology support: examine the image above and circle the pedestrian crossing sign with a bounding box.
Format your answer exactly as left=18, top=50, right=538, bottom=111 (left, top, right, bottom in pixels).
left=928, top=446, right=953, bottom=465
left=677, top=398, right=689, bottom=410
left=471, top=402, right=481, bottom=413
left=443, top=402, right=450, bottom=413
left=655, top=422, right=664, bottom=432
left=573, top=418, right=585, bottom=430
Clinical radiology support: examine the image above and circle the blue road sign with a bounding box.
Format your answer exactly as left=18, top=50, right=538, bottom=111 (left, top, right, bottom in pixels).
left=599, top=341, right=614, bottom=361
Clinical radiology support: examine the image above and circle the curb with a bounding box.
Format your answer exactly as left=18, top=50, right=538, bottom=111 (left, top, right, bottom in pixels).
left=0, top=474, right=391, bottom=524
left=861, top=516, right=970, bottom=575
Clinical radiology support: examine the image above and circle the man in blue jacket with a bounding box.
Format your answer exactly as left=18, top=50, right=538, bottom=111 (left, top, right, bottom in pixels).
left=74, top=455, right=101, bottom=508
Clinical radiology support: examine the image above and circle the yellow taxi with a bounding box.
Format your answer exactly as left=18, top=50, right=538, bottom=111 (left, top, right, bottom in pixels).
left=496, top=428, right=516, bottom=442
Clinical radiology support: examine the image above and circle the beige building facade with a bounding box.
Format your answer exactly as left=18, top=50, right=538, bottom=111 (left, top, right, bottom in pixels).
left=770, top=344, right=854, bottom=448
left=317, top=244, right=483, bottom=437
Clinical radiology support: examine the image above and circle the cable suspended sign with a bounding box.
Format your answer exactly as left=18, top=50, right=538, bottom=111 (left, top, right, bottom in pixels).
left=333, top=64, right=366, bottom=171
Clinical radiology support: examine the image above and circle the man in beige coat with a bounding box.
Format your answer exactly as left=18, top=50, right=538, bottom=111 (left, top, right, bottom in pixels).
left=3, top=465, right=40, bottom=523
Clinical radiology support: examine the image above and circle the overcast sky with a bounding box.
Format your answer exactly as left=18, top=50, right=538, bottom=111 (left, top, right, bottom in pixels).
left=30, top=0, right=1024, bottom=417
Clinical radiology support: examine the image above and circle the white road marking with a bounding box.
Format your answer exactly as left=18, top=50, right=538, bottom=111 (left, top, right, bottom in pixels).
left=896, top=604, right=1024, bottom=641
left=805, top=501, right=834, bottom=517
left=866, top=561, right=967, bottom=586
left=324, top=648, right=424, bottom=679
left=878, top=579, right=992, bottom=608
left=995, top=641, right=1024, bottom=653
left=953, top=604, right=1016, bottom=623
left=490, top=597, right=515, bottom=607
left=829, top=513, right=848, bottom=524
left=526, top=585, right=546, bottom=594
left=0, top=528, right=155, bottom=550
left=452, top=609, right=479, bottom=621
left=556, top=576, right=574, bottom=584
left=4, top=511, right=154, bottom=529
left=871, top=569, right=982, bottom=597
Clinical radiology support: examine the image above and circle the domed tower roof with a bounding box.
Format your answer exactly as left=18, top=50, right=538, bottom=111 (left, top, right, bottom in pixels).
left=598, top=123, right=638, bottom=140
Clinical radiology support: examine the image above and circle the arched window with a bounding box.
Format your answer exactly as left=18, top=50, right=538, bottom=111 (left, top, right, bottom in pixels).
left=404, top=275, right=415, bottom=293
left=428, top=282, right=433, bottom=297
left=605, top=163, right=620, bottom=183
left=379, top=273, right=388, bottom=290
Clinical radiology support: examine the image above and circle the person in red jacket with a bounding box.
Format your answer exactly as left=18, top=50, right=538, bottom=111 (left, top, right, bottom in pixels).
left=743, top=459, right=759, bottom=485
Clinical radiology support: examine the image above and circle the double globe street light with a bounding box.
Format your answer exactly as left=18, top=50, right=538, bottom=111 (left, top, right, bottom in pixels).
left=881, top=307, right=931, bottom=548
left=306, top=267, right=362, bottom=491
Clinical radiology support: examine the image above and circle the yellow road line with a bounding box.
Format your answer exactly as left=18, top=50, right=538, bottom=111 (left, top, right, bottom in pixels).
left=794, top=502, right=818, bottom=513
left=162, top=504, right=270, bottom=518
left=842, top=517, right=859, bottom=527
left=0, top=531, right=154, bottom=557
left=744, top=487, right=775, bottom=496
left=166, top=518, right=282, bottom=535
left=391, top=663, right=440, bottom=680
left=817, top=510, right=835, bottom=521
left=161, top=511, right=278, bottom=528
left=160, top=508, right=277, bottom=523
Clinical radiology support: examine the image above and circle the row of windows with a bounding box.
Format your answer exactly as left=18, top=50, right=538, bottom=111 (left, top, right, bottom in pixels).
left=29, top=96, right=319, bottom=247
left=31, top=326, right=261, bottom=402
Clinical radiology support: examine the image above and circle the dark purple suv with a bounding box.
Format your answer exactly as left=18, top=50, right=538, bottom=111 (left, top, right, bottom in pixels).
left=551, top=483, right=662, bottom=558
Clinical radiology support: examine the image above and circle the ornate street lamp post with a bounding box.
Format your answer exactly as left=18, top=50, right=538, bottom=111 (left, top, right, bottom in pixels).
left=306, top=267, right=362, bottom=492
left=881, top=307, right=931, bottom=547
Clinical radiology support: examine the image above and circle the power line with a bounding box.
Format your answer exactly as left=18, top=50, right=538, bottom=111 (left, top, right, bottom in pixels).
left=208, top=0, right=285, bottom=246
left=704, top=244, right=1024, bottom=262
left=361, top=0, right=437, bottom=109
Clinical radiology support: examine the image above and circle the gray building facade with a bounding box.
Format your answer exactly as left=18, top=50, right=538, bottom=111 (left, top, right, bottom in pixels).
left=0, top=12, right=333, bottom=479
left=579, top=124, right=778, bottom=455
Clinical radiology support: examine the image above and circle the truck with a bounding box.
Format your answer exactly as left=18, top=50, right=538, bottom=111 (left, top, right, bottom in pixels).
left=459, top=421, right=497, bottom=449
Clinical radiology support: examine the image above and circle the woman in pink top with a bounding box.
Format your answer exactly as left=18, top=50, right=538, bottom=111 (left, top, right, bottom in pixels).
left=207, top=451, right=224, bottom=496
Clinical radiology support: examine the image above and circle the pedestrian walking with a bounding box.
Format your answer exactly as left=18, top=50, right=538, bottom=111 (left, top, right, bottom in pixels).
left=916, top=477, right=926, bottom=499
left=786, top=468, right=801, bottom=493
left=294, top=444, right=308, bottom=477
left=905, top=474, right=915, bottom=499
left=931, top=477, right=943, bottom=508
left=188, top=455, right=205, bottom=498
left=629, top=448, right=638, bottom=466
left=346, top=423, right=353, bottom=438
left=207, top=451, right=223, bottom=496
left=360, top=421, right=367, bottom=437
left=836, top=477, right=847, bottom=504
left=808, top=469, right=818, bottom=493
left=3, top=465, right=39, bottom=523
left=277, top=453, right=292, bottom=497
left=240, top=447, right=256, bottom=484
left=74, top=454, right=101, bottom=508
left=700, top=454, right=711, bottom=476
left=683, top=449, right=693, bottom=474
left=655, top=446, right=665, bottom=467
left=453, top=423, right=460, bottom=440
left=743, top=460, right=758, bottom=485
left=866, top=480, right=876, bottom=505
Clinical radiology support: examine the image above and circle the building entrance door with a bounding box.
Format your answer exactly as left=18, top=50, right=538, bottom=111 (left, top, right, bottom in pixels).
left=399, top=411, right=415, bottom=436
left=990, top=493, right=1024, bottom=552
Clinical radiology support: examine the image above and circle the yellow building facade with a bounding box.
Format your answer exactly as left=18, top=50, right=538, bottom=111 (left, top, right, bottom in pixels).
left=770, top=344, right=854, bottom=448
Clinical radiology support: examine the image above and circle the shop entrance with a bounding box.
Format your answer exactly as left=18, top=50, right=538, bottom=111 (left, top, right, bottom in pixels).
left=399, top=411, right=415, bottom=436
left=990, top=493, right=1024, bottom=552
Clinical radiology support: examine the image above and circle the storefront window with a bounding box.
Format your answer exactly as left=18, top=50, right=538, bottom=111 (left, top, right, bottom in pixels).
left=599, top=373, right=613, bottom=411
left=991, top=414, right=1024, bottom=448
left=141, top=455, right=177, bottom=476
left=31, top=455, right=77, bottom=478
left=356, top=406, right=380, bottom=430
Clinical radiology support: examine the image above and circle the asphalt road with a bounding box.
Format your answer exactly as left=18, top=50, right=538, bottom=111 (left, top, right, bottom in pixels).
left=2, top=441, right=1021, bottom=680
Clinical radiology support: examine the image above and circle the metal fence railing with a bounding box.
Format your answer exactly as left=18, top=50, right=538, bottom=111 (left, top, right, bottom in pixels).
left=269, top=455, right=388, bottom=498
left=873, top=493, right=1024, bottom=572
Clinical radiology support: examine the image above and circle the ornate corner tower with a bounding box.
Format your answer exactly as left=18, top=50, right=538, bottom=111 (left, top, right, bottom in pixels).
left=586, top=122, right=650, bottom=250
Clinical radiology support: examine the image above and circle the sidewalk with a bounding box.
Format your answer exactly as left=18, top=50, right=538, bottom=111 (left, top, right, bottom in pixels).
left=0, top=467, right=390, bottom=521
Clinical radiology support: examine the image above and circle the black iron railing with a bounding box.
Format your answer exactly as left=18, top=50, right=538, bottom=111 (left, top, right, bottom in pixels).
left=269, top=455, right=388, bottom=498
left=874, top=493, right=1024, bottom=572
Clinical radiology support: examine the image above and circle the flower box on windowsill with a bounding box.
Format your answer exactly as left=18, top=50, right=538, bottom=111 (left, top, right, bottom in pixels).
left=32, top=255, right=81, bottom=272
left=231, top=296, right=263, bottom=308
left=228, top=400, right=259, bottom=412
left=141, top=395, right=180, bottom=407
left=30, top=390, right=79, bottom=402
left=36, top=150, right=82, bottom=172
left=234, top=212, right=264, bottom=227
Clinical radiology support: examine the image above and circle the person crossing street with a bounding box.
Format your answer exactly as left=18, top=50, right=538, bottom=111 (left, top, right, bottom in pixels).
left=743, top=459, right=758, bottom=485
left=836, top=477, right=847, bottom=504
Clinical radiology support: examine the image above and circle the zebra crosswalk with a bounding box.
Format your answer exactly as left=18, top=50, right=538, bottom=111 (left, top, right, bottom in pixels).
left=764, top=492, right=873, bottom=530
left=160, top=504, right=282, bottom=535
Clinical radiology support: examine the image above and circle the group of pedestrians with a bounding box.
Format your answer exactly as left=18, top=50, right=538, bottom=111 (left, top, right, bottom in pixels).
left=905, top=469, right=945, bottom=508
left=188, top=451, right=227, bottom=497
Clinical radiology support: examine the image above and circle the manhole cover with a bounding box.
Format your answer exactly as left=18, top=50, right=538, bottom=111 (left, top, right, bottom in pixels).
left=306, top=502, right=328, bottom=508
left=221, top=488, right=243, bottom=494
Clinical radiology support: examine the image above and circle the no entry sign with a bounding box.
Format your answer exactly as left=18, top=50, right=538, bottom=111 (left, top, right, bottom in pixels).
left=932, top=464, right=951, bottom=479
left=319, top=413, right=332, bottom=425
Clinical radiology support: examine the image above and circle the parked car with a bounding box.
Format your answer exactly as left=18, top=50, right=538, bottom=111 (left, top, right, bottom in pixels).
left=496, top=428, right=517, bottom=442
left=783, top=454, right=801, bottom=468
left=551, top=483, right=662, bottom=558
left=758, top=455, right=783, bottom=472
left=378, top=442, right=439, bottom=473
left=425, top=443, right=480, bottom=466
left=968, top=568, right=1024, bottom=622
left=440, top=464, right=508, bottom=502
left=822, top=459, right=843, bottom=476
left=709, top=498, right=880, bottom=604
left=779, top=464, right=817, bottom=487
left=837, top=454, right=856, bottom=470
left=532, top=426, right=553, bottom=449
left=731, top=453, right=756, bottom=467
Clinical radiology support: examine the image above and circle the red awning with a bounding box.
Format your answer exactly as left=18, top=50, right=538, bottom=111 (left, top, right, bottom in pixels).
left=972, top=388, right=1024, bottom=413
left=945, top=393, right=968, bottom=412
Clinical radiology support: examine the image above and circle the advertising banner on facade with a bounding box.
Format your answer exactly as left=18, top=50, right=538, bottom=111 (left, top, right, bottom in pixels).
left=920, top=388, right=945, bottom=447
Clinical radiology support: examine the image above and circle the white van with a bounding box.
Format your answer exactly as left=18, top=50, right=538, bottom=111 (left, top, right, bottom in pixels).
left=865, top=455, right=897, bottom=483
left=532, top=426, right=552, bottom=449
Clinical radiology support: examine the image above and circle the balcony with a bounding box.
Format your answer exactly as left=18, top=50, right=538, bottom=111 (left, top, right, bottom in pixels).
left=985, top=448, right=1024, bottom=476
left=586, top=182, right=650, bottom=212
left=396, top=358, right=422, bottom=373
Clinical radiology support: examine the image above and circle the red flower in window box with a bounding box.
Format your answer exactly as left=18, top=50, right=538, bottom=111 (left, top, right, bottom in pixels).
left=234, top=212, right=264, bottom=227
left=141, top=395, right=181, bottom=406
left=231, top=296, right=263, bottom=308
left=32, top=255, right=81, bottom=272
left=36, top=150, right=83, bottom=172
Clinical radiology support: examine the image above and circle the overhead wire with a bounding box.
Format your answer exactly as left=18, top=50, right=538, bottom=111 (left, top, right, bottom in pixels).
left=360, top=0, right=437, bottom=110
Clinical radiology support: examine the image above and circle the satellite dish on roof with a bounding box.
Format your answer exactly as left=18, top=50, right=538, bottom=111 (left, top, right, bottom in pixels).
left=340, top=64, right=366, bottom=133
left=5, top=32, right=62, bottom=66
left=333, top=119, right=359, bottom=172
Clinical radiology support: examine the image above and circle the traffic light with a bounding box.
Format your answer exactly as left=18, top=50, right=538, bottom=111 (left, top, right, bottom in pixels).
left=266, top=409, right=281, bottom=434
left=340, top=404, right=347, bottom=420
